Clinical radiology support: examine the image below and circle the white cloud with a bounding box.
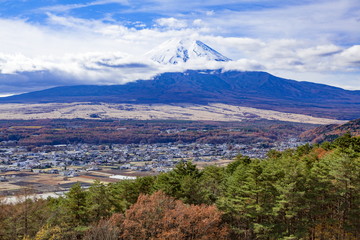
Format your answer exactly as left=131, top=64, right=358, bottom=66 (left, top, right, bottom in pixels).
left=38, top=0, right=130, bottom=13
left=205, top=11, right=214, bottom=16
left=198, top=0, right=360, bottom=44
left=0, top=51, right=160, bottom=83
left=201, top=37, right=359, bottom=73
left=0, top=94, right=15, bottom=98
left=192, top=19, right=204, bottom=27
left=338, top=45, right=360, bottom=68
left=155, top=17, right=188, bottom=29
left=297, top=45, right=342, bottom=58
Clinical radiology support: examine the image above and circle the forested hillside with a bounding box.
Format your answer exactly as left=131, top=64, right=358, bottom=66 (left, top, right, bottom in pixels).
left=301, top=118, right=360, bottom=143
left=1, top=134, right=360, bottom=240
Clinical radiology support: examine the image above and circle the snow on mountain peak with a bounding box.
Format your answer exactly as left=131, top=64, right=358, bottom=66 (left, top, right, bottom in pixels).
left=145, top=39, right=231, bottom=64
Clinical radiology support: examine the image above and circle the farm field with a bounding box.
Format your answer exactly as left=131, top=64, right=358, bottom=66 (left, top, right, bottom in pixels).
left=0, top=158, right=233, bottom=197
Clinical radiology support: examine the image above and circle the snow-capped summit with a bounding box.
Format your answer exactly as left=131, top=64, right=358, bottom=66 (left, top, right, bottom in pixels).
left=145, top=39, right=231, bottom=64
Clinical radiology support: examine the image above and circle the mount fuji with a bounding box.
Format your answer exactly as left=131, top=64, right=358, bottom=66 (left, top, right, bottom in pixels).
left=1, top=39, right=360, bottom=121
left=145, top=39, right=231, bottom=64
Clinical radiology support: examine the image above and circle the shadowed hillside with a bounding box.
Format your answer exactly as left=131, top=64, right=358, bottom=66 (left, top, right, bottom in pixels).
left=1, top=70, right=360, bottom=120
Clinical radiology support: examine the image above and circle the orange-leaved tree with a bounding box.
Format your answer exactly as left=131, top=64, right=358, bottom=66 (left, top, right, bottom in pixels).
left=121, top=191, right=229, bottom=240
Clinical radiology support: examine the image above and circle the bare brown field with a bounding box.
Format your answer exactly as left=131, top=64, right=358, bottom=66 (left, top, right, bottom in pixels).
left=194, top=159, right=234, bottom=169
left=0, top=102, right=345, bottom=125
left=0, top=170, right=117, bottom=196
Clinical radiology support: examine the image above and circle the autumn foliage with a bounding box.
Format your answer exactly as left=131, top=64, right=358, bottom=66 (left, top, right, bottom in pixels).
left=121, top=191, right=229, bottom=240
left=0, top=119, right=312, bottom=146
left=82, top=191, right=229, bottom=240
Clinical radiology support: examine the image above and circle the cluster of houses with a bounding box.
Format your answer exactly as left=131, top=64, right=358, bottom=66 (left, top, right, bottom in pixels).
left=0, top=139, right=306, bottom=175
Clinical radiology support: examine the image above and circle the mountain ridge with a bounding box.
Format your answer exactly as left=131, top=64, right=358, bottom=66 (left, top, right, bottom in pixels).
left=1, top=69, right=360, bottom=120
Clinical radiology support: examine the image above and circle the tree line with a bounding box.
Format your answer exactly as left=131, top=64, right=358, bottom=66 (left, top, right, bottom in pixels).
left=0, top=133, right=359, bottom=239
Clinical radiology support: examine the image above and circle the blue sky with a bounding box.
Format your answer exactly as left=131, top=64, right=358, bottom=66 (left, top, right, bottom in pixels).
left=0, top=0, right=360, bottom=95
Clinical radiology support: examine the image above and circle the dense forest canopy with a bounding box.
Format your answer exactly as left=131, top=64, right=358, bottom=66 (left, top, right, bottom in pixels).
left=1, top=133, right=359, bottom=240
left=0, top=119, right=314, bottom=146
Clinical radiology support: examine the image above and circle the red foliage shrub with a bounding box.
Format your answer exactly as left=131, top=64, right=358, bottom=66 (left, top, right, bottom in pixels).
left=121, top=191, right=229, bottom=240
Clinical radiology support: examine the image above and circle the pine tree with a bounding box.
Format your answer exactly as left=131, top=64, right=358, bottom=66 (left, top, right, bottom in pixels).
left=64, top=182, right=89, bottom=226
left=87, top=180, right=113, bottom=221
left=154, top=161, right=206, bottom=204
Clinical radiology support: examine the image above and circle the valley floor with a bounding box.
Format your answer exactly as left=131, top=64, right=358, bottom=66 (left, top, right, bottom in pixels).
left=0, top=102, right=345, bottom=124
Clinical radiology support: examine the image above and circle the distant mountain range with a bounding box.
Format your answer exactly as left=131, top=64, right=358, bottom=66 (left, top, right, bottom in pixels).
left=1, top=69, right=360, bottom=120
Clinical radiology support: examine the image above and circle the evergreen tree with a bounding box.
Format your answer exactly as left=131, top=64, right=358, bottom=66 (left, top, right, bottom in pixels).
left=87, top=180, right=113, bottom=221
left=199, top=165, right=226, bottom=204
left=154, top=161, right=206, bottom=204
left=64, top=182, right=89, bottom=226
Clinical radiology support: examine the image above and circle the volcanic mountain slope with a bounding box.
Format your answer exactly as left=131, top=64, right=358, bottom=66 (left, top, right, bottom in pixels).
left=1, top=70, right=360, bottom=120
left=301, top=118, right=360, bottom=143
